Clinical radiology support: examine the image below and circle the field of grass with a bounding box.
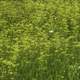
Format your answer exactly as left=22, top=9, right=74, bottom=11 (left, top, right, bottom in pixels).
left=0, top=0, right=80, bottom=80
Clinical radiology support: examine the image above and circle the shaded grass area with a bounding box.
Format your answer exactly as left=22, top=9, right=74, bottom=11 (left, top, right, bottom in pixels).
left=0, top=0, right=80, bottom=80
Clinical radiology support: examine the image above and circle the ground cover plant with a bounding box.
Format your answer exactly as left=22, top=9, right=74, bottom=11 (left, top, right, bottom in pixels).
left=0, top=0, right=80, bottom=80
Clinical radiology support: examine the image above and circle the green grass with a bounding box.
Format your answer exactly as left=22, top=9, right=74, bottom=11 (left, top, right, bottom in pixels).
left=0, top=0, right=80, bottom=80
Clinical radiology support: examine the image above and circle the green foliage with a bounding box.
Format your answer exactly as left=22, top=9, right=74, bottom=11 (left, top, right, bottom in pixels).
left=0, top=0, right=80, bottom=80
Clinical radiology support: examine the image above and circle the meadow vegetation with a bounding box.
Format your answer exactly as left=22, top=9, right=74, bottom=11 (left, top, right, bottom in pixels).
left=0, top=0, right=80, bottom=80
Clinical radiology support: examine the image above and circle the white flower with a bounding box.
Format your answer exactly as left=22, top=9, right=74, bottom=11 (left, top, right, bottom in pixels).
left=49, top=30, right=53, bottom=33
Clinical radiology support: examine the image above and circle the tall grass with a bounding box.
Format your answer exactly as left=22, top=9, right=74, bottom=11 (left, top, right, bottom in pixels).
left=0, top=0, right=80, bottom=80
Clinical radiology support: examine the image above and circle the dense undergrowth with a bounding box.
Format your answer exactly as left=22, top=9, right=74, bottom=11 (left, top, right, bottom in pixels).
left=0, top=0, right=80, bottom=80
